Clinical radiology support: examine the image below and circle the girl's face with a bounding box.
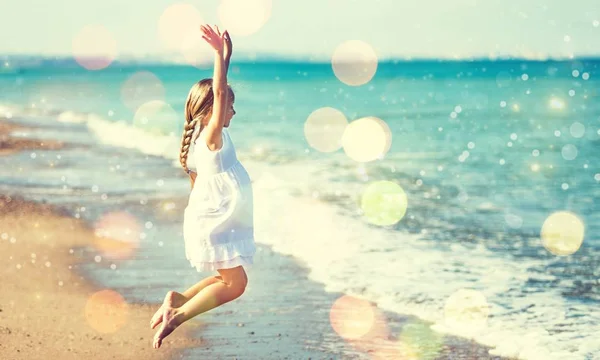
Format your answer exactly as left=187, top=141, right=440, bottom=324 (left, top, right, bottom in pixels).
left=204, top=100, right=236, bottom=128
left=224, top=100, right=236, bottom=127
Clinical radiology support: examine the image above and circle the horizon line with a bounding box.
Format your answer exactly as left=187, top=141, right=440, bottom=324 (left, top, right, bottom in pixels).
left=2, top=52, right=600, bottom=66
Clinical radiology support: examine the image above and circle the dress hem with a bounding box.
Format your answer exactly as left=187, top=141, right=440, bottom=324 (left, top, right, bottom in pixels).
left=186, top=254, right=254, bottom=272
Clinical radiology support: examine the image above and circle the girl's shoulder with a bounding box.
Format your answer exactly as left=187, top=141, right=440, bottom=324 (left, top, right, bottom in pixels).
left=194, top=127, right=228, bottom=154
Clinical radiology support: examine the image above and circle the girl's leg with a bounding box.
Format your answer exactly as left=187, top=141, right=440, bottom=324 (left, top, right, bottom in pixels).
left=152, top=266, right=248, bottom=349
left=181, top=275, right=224, bottom=299
left=150, top=275, right=224, bottom=329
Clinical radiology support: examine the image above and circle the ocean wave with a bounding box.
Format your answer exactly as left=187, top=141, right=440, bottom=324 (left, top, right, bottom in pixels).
left=251, top=171, right=599, bottom=360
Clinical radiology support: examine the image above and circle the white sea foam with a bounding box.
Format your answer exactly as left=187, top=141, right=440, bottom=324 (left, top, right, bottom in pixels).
left=86, top=114, right=181, bottom=159
left=249, top=169, right=599, bottom=360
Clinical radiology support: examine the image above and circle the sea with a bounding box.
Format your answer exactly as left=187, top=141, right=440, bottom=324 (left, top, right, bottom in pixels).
left=0, top=57, right=599, bottom=359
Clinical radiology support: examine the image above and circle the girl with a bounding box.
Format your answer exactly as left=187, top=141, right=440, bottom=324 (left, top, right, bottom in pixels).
left=150, top=24, right=256, bottom=349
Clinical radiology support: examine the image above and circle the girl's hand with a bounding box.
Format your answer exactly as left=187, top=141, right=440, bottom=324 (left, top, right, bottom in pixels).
left=223, top=30, right=233, bottom=61
left=201, top=24, right=225, bottom=54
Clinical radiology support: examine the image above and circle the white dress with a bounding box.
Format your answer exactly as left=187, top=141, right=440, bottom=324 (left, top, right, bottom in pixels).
left=183, top=127, right=256, bottom=272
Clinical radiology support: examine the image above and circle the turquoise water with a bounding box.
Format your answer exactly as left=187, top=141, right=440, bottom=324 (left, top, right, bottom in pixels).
left=2, top=59, right=598, bottom=242
left=1, top=58, right=599, bottom=359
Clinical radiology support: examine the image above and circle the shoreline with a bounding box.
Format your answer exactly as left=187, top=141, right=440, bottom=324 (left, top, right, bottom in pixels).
left=0, top=120, right=65, bottom=155
left=0, top=116, right=514, bottom=359
left=0, top=192, right=510, bottom=359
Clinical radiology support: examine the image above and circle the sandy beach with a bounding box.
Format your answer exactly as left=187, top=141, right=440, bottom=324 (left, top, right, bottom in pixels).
left=0, top=192, right=203, bottom=359
left=0, top=196, right=508, bottom=360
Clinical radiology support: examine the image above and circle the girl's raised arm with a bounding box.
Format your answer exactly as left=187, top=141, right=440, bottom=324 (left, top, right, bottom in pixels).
left=223, top=29, right=233, bottom=76
left=200, top=24, right=229, bottom=151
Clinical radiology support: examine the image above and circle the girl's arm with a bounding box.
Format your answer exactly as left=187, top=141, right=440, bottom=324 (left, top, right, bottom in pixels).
left=223, top=30, right=233, bottom=75
left=188, top=26, right=233, bottom=189
left=189, top=171, right=197, bottom=189
left=200, top=24, right=228, bottom=151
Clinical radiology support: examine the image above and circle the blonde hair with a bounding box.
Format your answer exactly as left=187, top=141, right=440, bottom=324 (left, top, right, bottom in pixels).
left=179, top=78, right=235, bottom=174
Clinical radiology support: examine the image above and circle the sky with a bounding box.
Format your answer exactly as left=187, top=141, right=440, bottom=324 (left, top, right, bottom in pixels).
left=1, top=0, right=599, bottom=60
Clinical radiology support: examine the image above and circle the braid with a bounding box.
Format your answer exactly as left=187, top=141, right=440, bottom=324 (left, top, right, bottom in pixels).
left=179, top=116, right=198, bottom=174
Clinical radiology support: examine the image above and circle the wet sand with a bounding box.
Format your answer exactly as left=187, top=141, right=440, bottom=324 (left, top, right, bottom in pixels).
left=0, top=120, right=64, bottom=155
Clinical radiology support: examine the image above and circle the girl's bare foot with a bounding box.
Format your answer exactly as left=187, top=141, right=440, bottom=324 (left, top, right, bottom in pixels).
left=152, top=294, right=184, bottom=349
left=150, top=291, right=187, bottom=329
